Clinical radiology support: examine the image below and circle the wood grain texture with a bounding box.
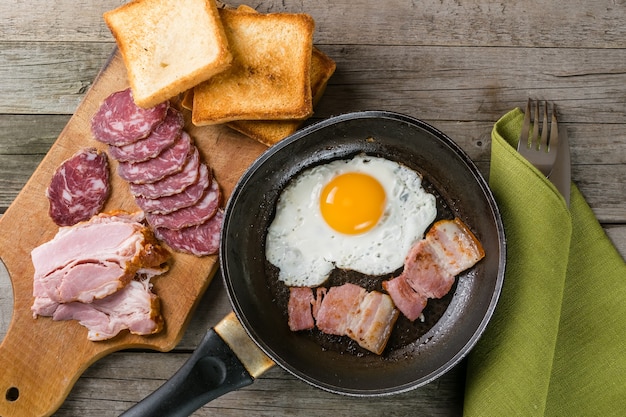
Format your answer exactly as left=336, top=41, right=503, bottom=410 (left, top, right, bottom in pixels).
left=0, top=0, right=625, bottom=415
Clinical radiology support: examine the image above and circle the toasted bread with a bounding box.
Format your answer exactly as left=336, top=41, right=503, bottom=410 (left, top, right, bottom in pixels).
left=191, top=8, right=315, bottom=126
left=227, top=47, right=336, bottom=146
left=104, top=0, right=232, bottom=108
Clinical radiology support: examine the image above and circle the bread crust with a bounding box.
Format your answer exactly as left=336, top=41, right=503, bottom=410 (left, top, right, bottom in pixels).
left=191, top=8, right=315, bottom=125
left=104, top=0, right=232, bottom=108
left=227, top=47, right=336, bottom=146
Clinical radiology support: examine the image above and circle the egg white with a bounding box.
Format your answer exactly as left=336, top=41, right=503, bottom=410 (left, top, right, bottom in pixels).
left=265, top=154, right=437, bottom=287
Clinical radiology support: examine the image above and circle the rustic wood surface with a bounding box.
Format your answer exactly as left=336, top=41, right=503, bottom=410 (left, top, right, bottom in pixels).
left=1, top=0, right=624, bottom=416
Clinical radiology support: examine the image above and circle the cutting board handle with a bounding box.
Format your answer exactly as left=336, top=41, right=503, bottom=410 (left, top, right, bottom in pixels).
left=120, top=328, right=254, bottom=417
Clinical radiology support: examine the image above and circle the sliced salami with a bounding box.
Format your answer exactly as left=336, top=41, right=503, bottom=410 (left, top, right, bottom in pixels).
left=91, top=88, right=168, bottom=146
left=108, top=107, right=184, bottom=163
left=46, top=148, right=110, bottom=227
left=129, top=147, right=202, bottom=199
left=135, top=164, right=211, bottom=215
left=118, top=131, right=192, bottom=184
left=145, top=179, right=221, bottom=230
left=155, top=210, right=224, bottom=256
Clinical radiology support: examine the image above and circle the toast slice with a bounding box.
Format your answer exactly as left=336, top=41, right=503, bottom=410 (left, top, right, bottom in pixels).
left=191, top=8, right=315, bottom=126
left=227, top=47, right=336, bottom=146
left=104, top=0, right=232, bottom=108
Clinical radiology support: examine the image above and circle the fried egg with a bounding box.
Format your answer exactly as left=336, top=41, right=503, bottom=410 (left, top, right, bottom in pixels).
left=265, top=154, right=437, bottom=287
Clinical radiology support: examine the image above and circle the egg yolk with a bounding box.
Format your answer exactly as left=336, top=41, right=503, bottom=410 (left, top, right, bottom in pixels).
left=320, top=172, right=386, bottom=234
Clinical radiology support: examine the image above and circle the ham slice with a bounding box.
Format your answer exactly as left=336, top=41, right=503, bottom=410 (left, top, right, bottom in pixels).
left=51, top=278, right=163, bottom=341
left=31, top=211, right=170, bottom=315
left=385, top=217, right=485, bottom=321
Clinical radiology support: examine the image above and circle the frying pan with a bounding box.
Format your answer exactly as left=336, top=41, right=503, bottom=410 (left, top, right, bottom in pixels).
left=122, top=111, right=506, bottom=416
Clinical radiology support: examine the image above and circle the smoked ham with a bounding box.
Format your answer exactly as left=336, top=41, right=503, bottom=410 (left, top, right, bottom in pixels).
left=31, top=211, right=170, bottom=340
left=52, top=278, right=164, bottom=341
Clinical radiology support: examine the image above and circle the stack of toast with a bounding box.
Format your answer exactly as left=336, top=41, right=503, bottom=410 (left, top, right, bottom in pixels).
left=104, top=0, right=335, bottom=147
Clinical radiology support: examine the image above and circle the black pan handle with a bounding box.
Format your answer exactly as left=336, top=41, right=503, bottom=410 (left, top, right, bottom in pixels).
left=120, top=329, right=254, bottom=417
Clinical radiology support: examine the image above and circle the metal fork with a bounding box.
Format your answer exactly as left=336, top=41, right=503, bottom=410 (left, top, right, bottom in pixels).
left=517, top=99, right=559, bottom=176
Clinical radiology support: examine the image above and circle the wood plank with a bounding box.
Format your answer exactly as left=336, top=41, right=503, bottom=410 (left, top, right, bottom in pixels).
left=0, top=42, right=113, bottom=114
left=3, top=42, right=626, bottom=122
left=3, top=0, right=626, bottom=49
left=54, top=351, right=465, bottom=417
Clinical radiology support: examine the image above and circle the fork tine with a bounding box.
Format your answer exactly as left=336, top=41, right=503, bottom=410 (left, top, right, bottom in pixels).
left=516, top=99, right=559, bottom=176
left=531, top=100, right=540, bottom=149
left=540, top=101, right=549, bottom=151
left=549, top=103, right=559, bottom=151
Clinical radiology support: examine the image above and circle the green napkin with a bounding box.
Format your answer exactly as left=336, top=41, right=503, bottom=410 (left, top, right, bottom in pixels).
left=464, top=108, right=626, bottom=416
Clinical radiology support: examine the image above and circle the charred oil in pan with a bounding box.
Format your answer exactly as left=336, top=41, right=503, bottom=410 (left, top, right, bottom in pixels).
left=263, top=174, right=457, bottom=357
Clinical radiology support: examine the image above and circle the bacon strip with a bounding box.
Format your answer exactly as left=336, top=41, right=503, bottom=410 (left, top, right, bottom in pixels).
left=288, top=287, right=315, bottom=331
left=385, top=217, right=485, bottom=321
left=346, top=291, right=399, bottom=355
left=288, top=283, right=399, bottom=355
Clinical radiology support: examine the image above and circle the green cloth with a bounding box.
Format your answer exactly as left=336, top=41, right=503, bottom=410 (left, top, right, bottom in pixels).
left=464, top=108, right=626, bottom=416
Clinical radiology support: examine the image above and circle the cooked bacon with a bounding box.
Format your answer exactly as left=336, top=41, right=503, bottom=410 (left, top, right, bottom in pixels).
left=288, top=282, right=398, bottom=355
left=382, top=275, right=427, bottom=322
left=287, top=287, right=315, bottom=331
left=315, top=283, right=367, bottom=336
left=385, top=217, right=485, bottom=321
left=51, top=278, right=163, bottom=341
left=311, top=287, right=327, bottom=320
left=426, top=217, right=486, bottom=275
left=402, top=239, right=456, bottom=299
left=31, top=211, right=170, bottom=313
left=346, top=291, right=399, bottom=355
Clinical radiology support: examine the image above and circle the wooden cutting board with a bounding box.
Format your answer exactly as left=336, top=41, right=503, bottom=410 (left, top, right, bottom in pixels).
left=0, top=49, right=268, bottom=417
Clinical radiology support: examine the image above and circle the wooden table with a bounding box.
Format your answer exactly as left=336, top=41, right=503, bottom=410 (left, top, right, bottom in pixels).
left=1, top=0, right=624, bottom=415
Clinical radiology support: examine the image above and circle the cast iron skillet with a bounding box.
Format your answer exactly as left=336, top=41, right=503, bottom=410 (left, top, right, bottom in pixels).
left=122, top=111, right=506, bottom=416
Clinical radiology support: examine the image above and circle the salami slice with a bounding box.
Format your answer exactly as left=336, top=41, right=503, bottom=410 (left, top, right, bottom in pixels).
left=46, top=148, right=110, bottom=227
left=118, top=131, right=192, bottom=184
left=155, top=210, right=224, bottom=256
left=145, top=179, right=221, bottom=230
left=108, top=107, right=184, bottom=163
left=135, top=163, right=211, bottom=215
left=91, top=88, right=168, bottom=146
left=129, top=147, right=202, bottom=199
